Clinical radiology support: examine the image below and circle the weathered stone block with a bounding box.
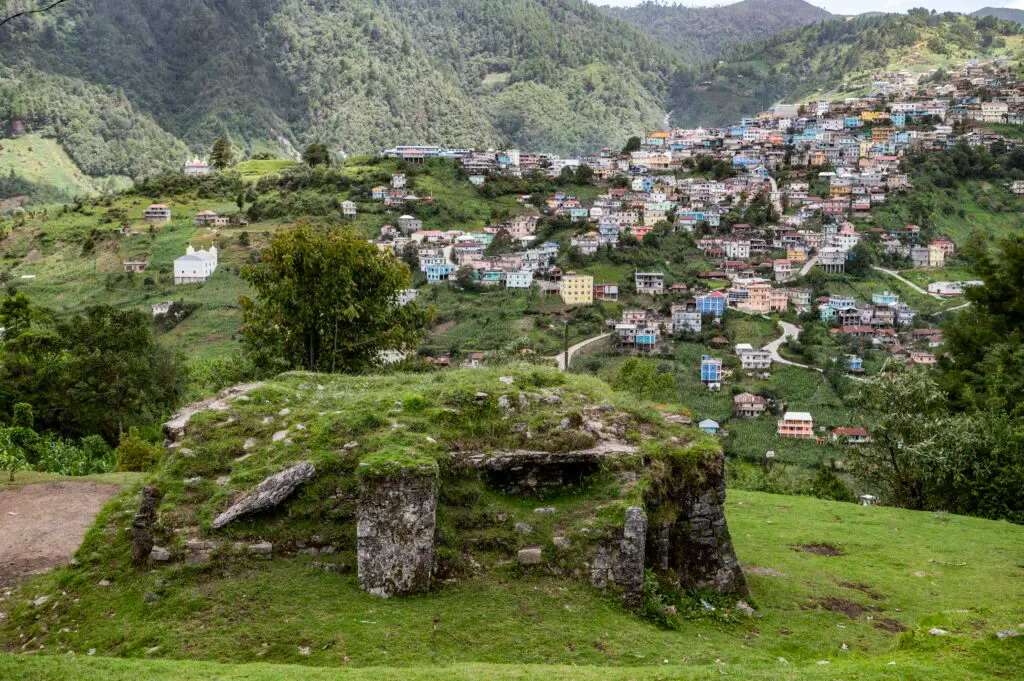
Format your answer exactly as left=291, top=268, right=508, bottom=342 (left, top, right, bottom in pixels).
left=212, top=462, right=316, bottom=529
left=590, top=506, right=646, bottom=607
left=357, top=466, right=438, bottom=598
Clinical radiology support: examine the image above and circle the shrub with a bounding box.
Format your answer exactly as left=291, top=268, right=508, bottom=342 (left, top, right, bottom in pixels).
left=115, top=428, right=163, bottom=472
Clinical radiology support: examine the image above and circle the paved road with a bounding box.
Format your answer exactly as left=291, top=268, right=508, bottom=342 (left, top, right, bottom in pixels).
left=798, top=255, right=819, bottom=277
left=762, top=321, right=819, bottom=370
left=872, top=267, right=943, bottom=300
left=552, top=333, right=612, bottom=371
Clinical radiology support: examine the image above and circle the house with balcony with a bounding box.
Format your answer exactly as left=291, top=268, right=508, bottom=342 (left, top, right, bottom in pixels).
left=778, top=411, right=814, bottom=439
left=733, top=393, right=767, bottom=418
left=635, top=272, right=665, bottom=295
left=700, top=356, right=722, bottom=391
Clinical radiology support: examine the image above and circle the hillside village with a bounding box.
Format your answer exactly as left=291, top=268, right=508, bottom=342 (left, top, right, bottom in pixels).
left=3, top=6, right=1024, bottom=681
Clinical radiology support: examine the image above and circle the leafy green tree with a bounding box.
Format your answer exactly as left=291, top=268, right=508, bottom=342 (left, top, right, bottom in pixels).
left=210, top=138, right=234, bottom=170
left=848, top=361, right=951, bottom=510
left=302, top=143, right=331, bottom=168
left=621, top=136, right=642, bottom=154
left=239, top=222, right=433, bottom=373
left=574, top=164, right=595, bottom=185
left=0, top=291, right=34, bottom=338
left=610, top=358, right=675, bottom=402
left=0, top=301, right=185, bottom=442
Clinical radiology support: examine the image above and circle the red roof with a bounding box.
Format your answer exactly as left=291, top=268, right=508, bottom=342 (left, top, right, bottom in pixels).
left=833, top=427, right=869, bottom=437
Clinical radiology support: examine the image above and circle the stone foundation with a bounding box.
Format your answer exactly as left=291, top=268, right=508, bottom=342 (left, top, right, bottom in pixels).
left=357, top=466, right=438, bottom=598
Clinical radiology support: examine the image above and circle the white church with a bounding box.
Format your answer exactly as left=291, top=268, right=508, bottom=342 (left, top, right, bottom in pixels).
left=174, top=244, right=218, bottom=285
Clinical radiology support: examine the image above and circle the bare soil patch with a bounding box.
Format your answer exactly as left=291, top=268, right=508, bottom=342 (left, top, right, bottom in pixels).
left=839, top=581, right=884, bottom=601
left=873, top=617, right=910, bottom=633
left=744, top=565, right=788, bottom=577
left=0, top=482, right=118, bottom=590
left=22, top=248, right=42, bottom=263
left=813, top=597, right=881, bottom=619
left=794, top=542, right=842, bottom=557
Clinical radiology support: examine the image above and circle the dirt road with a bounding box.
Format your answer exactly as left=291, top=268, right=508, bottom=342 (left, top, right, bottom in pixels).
left=0, top=482, right=119, bottom=589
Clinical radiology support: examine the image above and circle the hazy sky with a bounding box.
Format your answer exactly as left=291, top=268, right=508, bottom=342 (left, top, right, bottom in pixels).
left=594, top=0, right=1024, bottom=14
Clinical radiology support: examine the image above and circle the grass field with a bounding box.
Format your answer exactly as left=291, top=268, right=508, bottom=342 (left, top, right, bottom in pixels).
left=235, top=159, right=298, bottom=181
left=1, top=489, right=1021, bottom=677
left=0, top=134, right=130, bottom=202
left=0, top=470, right=144, bottom=492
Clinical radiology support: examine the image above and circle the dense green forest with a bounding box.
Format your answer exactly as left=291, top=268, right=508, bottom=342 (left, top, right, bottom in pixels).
left=603, top=0, right=832, bottom=63
left=0, top=0, right=691, bottom=162
left=672, top=10, right=1022, bottom=128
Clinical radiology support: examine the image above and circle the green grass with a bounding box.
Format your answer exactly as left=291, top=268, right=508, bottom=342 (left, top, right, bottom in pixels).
left=2, top=489, right=1021, bottom=676
left=235, top=159, right=298, bottom=181
left=0, top=471, right=145, bottom=492
left=0, top=134, right=130, bottom=202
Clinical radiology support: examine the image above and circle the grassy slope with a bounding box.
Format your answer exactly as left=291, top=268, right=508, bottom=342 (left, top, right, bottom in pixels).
left=0, top=135, right=131, bottom=202
left=1, top=489, right=1021, bottom=677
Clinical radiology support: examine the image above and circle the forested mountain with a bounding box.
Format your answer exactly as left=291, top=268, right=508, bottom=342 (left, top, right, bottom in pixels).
left=603, top=0, right=833, bottom=63
left=973, top=7, right=1024, bottom=24
left=671, top=10, right=1022, bottom=128
left=0, top=0, right=689, bottom=174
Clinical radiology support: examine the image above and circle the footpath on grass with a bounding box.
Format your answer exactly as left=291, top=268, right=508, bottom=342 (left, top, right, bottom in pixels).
left=551, top=333, right=611, bottom=371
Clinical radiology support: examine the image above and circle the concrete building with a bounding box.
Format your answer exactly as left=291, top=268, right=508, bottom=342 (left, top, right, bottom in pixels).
left=560, top=273, right=594, bottom=305
left=777, top=411, right=814, bottom=439
left=173, top=244, right=218, bottom=285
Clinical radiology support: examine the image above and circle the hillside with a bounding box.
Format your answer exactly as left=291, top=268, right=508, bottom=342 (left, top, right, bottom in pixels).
left=0, top=0, right=688, bottom=162
left=0, top=367, right=1021, bottom=679
left=973, top=7, right=1024, bottom=24
left=603, top=0, right=833, bottom=63
left=671, top=10, right=1023, bottom=128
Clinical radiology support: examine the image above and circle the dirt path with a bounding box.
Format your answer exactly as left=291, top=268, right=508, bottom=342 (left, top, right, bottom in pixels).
left=551, top=333, right=611, bottom=371
left=0, top=482, right=119, bottom=590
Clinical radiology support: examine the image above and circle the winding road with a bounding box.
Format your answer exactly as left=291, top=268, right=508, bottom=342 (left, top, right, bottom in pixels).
left=552, top=333, right=611, bottom=371
left=762, top=321, right=819, bottom=370
left=872, top=267, right=943, bottom=300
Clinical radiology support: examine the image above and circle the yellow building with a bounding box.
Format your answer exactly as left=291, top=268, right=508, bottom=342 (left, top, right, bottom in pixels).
left=928, top=244, right=946, bottom=268
left=787, top=246, right=808, bottom=263
left=560, top=273, right=594, bottom=305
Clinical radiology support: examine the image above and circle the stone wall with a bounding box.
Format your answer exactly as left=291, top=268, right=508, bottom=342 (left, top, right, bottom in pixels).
left=357, top=466, right=438, bottom=598
left=589, top=506, right=647, bottom=608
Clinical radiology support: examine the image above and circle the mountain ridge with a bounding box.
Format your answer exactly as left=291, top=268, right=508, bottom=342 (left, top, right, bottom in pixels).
left=602, top=0, right=833, bottom=62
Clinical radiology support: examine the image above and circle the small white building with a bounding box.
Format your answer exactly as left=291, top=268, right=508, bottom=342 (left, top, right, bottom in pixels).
left=174, top=244, right=218, bottom=285
left=183, top=158, right=211, bottom=176
left=342, top=200, right=357, bottom=218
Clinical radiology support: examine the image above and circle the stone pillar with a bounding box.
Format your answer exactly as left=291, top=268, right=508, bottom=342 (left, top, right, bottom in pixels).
left=357, top=465, right=438, bottom=598
left=668, top=473, right=748, bottom=596
left=131, top=485, right=163, bottom=566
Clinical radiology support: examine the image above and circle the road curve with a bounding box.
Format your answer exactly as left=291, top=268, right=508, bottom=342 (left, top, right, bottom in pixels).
left=872, top=267, right=943, bottom=300
left=762, top=321, right=820, bottom=371
left=552, top=333, right=612, bottom=371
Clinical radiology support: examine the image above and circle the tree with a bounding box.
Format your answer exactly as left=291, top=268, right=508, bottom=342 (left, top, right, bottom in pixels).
left=302, top=143, right=331, bottom=168
left=239, top=223, right=433, bottom=373
left=210, top=138, right=234, bottom=170
left=574, top=164, right=595, bottom=185
left=622, top=136, right=642, bottom=154
left=0, top=301, right=185, bottom=442
left=848, top=361, right=951, bottom=510
left=610, top=358, right=675, bottom=402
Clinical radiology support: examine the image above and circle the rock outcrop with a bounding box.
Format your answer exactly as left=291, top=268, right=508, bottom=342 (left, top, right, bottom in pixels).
left=212, top=462, right=316, bottom=529
left=357, top=465, right=438, bottom=598
left=162, top=383, right=264, bottom=445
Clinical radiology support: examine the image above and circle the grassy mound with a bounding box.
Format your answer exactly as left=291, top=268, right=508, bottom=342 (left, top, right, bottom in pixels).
left=1, top=368, right=1022, bottom=678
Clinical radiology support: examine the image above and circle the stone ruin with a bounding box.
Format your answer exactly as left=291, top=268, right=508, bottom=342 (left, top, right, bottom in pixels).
left=148, top=383, right=748, bottom=607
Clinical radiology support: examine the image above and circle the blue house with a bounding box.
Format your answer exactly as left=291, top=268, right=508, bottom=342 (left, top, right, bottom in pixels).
left=701, top=356, right=722, bottom=385
left=425, top=264, right=456, bottom=283
left=699, top=419, right=720, bottom=435
left=696, top=291, right=727, bottom=317
left=891, top=113, right=906, bottom=127
left=848, top=356, right=864, bottom=372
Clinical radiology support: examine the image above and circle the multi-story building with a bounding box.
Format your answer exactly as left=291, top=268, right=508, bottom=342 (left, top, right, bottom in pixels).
left=143, top=204, right=172, bottom=223
left=735, top=343, right=772, bottom=371
left=700, top=356, right=723, bottom=390
left=777, top=411, right=815, bottom=439
left=635, top=272, right=665, bottom=295
left=560, top=273, right=594, bottom=305
left=671, top=304, right=702, bottom=334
